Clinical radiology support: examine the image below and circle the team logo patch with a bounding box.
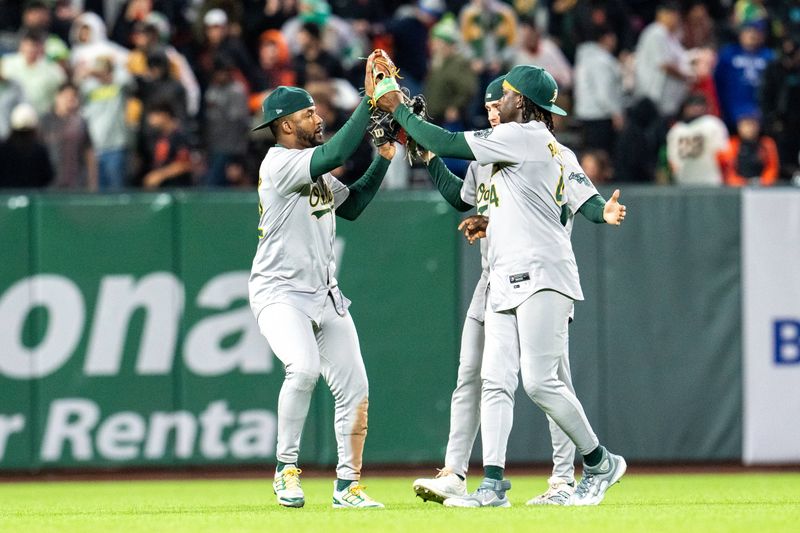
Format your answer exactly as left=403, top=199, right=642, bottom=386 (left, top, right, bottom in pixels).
left=474, top=129, right=493, bottom=139
left=550, top=89, right=558, bottom=104
left=568, top=172, right=591, bottom=186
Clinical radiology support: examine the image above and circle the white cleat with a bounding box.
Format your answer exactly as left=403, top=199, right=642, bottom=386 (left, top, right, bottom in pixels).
left=571, top=448, right=627, bottom=506
left=273, top=466, right=305, bottom=508
left=332, top=481, right=385, bottom=509
left=443, top=478, right=511, bottom=508
left=526, top=476, right=575, bottom=506
left=413, top=468, right=467, bottom=504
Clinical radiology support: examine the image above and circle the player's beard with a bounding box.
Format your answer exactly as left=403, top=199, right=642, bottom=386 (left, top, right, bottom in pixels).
left=297, top=123, right=324, bottom=148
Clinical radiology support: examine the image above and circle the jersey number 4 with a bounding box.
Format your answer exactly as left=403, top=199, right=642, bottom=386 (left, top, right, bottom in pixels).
left=554, top=165, right=565, bottom=206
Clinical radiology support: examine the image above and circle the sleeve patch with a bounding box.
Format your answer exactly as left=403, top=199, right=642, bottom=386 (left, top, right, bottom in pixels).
left=568, top=172, right=591, bottom=186
left=473, top=129, right=493, bottom=139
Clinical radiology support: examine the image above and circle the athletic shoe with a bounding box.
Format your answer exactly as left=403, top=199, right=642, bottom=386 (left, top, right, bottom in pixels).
left=332, top=481, right=385, bottom=509
left=273, top=466, right=304, bottom=508
left=526, top=476, right=575, bottom=506
left=571, top=448, right=627, bottom=506
left=443, top=477, right=512, bottom=508
left=413, top=468, right=468, bottom=504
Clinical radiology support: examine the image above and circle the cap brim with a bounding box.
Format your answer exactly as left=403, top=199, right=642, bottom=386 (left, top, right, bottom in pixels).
left=252, top=121, right=272, bottom=132
left=542, top=103, right=568, bottom=116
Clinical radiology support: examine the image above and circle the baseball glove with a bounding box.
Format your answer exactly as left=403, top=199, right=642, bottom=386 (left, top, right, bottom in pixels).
left=368, top=108, right=403, bottom=147
left=367, top=91, right=431, bottom=161
left=364, top=49, right=401, bottom=107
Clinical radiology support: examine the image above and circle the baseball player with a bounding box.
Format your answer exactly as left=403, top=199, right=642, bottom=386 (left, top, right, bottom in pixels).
left=375, top=63, right=626, bottom=507
left=249, top=79, right=395, bottom=509
left=412, top=75, right=625, bottom=506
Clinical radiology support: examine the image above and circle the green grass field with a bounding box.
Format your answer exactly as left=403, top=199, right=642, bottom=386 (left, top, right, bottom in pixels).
left=1, top=472, right=799, bottom=532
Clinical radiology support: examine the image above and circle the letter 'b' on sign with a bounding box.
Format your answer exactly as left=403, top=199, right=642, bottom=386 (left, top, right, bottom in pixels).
left=774, top=319, right=800, bottom=365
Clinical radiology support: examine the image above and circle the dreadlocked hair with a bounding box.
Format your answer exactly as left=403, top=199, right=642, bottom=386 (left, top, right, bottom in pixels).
left=521, top=96, right=554, bottom=132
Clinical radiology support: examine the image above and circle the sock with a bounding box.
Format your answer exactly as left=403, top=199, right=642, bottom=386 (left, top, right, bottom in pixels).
left=484, top=465, right=504, bottom=481
left=583, top=446, right=605, bottom=467
left=336, top=478, right=355, bottom=491
left=455, top=474, right=465, bottom=481
left=276, top=461, right=295, bottom=472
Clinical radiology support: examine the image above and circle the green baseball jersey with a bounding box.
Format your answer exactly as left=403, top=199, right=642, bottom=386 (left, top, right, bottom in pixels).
left=249, top=145, right=351, bottom=324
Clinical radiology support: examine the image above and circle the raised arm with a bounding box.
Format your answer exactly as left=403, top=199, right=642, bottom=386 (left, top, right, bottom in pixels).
left=309, top=97, right=372, bottom=177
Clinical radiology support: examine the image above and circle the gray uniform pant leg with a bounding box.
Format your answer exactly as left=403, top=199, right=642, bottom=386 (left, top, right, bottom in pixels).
left=546, top=332, right=577, bottom=482
left=258, top=303, right=321, bottom=467
left=516, top=290, right=599, bottom=456
left=316, top=297, right=370, bottom=481
left=444, top=316, right=484, bottom=478
left=480, top=306, right=520, bottom=469
left=258, top=298, right=369, bottom=480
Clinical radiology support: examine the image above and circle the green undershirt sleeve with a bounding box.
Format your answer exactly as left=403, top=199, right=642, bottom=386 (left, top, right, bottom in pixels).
left=426, top=157, right=473, bottom=212
left=309, top=97, right=371, bottom=177
left=393, top=105, right=475, bottom=160
left=577, top=194, right=607, bottom=224
left=336, top=155, right=391, bottom=221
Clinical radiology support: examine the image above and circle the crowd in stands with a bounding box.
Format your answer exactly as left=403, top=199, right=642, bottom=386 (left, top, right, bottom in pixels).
left=0, top=0, right=798, bottom=191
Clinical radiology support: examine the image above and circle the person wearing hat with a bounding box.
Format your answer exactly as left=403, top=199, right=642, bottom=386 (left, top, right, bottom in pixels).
left=0, top=102, right=53, bottom=188
left=409, top=73, right=628, bottom=507
left=376, top=63, right=626, bottom=507
left=249, top=81, right=395, bottom=509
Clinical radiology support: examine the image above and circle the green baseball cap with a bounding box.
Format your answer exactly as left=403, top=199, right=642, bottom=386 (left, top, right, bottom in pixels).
left=485, top=75, right=506, bottom=103
left=252, top=86, right=315, bottom=131
left=503, top=65, right=567, bottom=116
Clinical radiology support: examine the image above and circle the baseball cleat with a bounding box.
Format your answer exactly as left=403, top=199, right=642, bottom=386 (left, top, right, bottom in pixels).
left=273, top=466, right=305, bottom=508
left=413, top=468, right=467, bottom=504
left=332, top=481, right=385, bottom=509
left=443, top=477, right=512, bottom=508
left=571, top=448, right=627, bottom=506
left=526, top=476, right=575, bottom=506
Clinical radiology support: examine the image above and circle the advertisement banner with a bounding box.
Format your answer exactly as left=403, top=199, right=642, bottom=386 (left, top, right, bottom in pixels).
left=742, top=189, right=800, bottom=464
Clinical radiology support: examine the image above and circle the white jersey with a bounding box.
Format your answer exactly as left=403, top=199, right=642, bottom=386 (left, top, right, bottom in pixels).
left=461, top=144, right=598, bottom=321
left=666, top=115, right=729, bottom=186
left=249, top=145, right=351, bottom=324
left=465, top=121, right=585, bottom=312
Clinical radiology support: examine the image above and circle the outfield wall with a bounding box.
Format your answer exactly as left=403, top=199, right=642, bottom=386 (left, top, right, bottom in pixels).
left=0, top=188, right=797, bottom=471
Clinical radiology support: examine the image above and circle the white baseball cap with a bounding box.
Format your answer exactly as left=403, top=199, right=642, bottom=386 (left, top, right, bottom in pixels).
left=10, top=103, right=38, bottom=130
left=204, top=8, right=228, bottom=26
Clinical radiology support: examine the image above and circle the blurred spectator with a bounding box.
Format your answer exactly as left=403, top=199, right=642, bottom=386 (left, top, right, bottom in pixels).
left=141, top=101, right=193, bottom=189
left=191, top=8, right=259, bottom=92
left=547, top=0, right=634, bottom=62
left=281, top=0, right=360, bottom=66
left=80, top=56, right=132, bottom=190
left=41, top=83, right=97, bottom=190
left=666, top=94, right=729, bottom=186
left=580, top=149, right=613, bottom=184
left=1, top=29, right=66, bottom=116
left=292, top=22, right=345, bottom=86
left=254, top=29, right=296, bottom=91
left=111, top=0, right=156, bottom=46
left=203, top=56, right=250, bottom=187
left=423, top=14, right=477, bottom=126
left=222, top=154, right=253, bottom=188
left=614, top=97, right=664, bottom=183
left=733, top=0, right=769, bottom=27
left=512, top=16, right=572, bottom=91
left=243, top=0, right=299, bottom=57
left=574, top=24, right=623, bottom=157
left=69, top=11, right=130, bottom=81
left=687, top=47, right=721, bottom=117
left=385, top=0, right=445, bottom=97
left=0, top=103, right=53, bottom=188
left=714, top=20, right=774, bottom=129
left=633, top=2, right=692, bottom=118
left=136, top=48, right=188, bottom=125
left=126, top=13, right=201, bottom=118
left=0, top=57, right=24, bottom=141
left=721, top=112, right=779, bottom=186
left=682, top=1, right=717, bottom=49
left=20, top=1, right=70, bottom=65
left=761, top=37, right=800, bottom=179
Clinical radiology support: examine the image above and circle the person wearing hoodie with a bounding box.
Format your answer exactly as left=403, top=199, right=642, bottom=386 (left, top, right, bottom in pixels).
left=614, top=97, right=666, bottom=183
left=69, top=11, right=130, bottom=81
left=574, top=24, right=623, bottom=157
